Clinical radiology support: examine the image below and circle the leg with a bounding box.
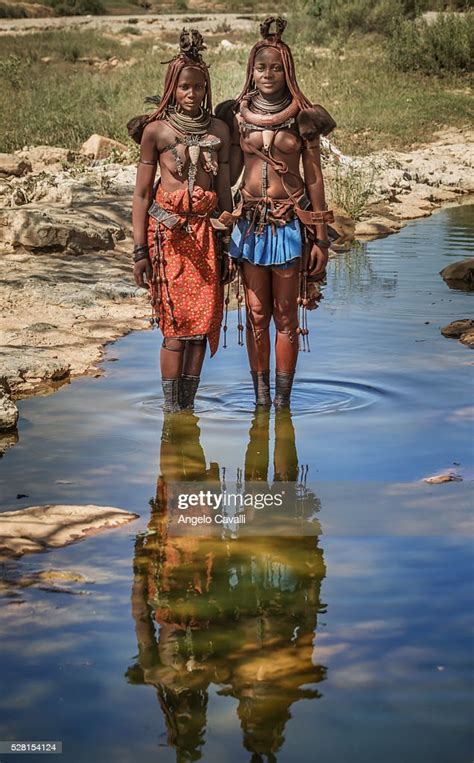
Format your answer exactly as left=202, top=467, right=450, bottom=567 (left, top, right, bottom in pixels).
left=244, top=409, right=270, bottom=483
left=160, top=337, right=185, bottom=413
left=180, top=337, right=207, bottom=410
left=182, top=337, right=207, bottom=377
left=272, top=262, right=300, bottom=407
left=242, top=261, right=272, bottom=406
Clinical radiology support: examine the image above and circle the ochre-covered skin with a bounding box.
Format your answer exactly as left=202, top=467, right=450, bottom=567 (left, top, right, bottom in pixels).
left=131, top=31, right=233, bottom=399
left=220, top=17, right=336, bottom=404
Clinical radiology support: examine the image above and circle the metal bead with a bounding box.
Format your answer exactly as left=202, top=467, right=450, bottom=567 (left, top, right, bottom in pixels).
left=297, top=296, right=303, bottom=305
left=296, top=327, right=302, bottom=335
left=302, top=298, right=309, bottom=307
left=237, top=295, right=244, bottom=303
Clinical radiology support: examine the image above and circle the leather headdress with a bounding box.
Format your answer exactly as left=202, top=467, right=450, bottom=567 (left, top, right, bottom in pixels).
left=126, top=28, right=212, bottom=144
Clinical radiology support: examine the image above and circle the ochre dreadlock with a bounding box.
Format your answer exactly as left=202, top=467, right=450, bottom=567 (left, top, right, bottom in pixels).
left=146, top=28, right=212, bottom=124
left=235, top=16, right=312, bottom=111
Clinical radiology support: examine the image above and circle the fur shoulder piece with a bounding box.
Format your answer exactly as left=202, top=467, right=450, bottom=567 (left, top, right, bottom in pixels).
left=126, top=95, right=162, bottom=145
left=214, top=99, right=238, bottom=130
left=297, top=105, right=336, bottom=142
left=126, top=114, right=149, bottom=145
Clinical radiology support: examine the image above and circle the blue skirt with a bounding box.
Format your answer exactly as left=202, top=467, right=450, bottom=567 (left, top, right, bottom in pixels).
left=230, top=219, right=302, bottom=269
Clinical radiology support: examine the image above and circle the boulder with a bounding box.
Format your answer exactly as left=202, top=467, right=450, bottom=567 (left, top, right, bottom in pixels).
left=459, top=329, right=474, bottom=348
left=81, top=134, right=129, bottom=160
left=17, top=146, right=76, bottom=173
left=0, top=430, right=19, bottom=457
left=441, top=319, right=474, bottom=338
left=440, top=259, right=474, bottom=291
left=0, top=153, right=31, bottom=178
left=332, top=206, right=355, bottom=243
left=0, top=383, right=18, bottom=432
left=0, top=504, right=139, bottom=557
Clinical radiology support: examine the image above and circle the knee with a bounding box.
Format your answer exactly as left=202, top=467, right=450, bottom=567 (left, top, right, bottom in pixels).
left=273, top=304, right=298, bottom=333
left=246, top=300, right=271, bottom=331
left=162, top=337, right=184, bottom=352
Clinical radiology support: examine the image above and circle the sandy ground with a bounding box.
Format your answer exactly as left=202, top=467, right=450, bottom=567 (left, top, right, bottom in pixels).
left=0, top=12, right=258, bottom=35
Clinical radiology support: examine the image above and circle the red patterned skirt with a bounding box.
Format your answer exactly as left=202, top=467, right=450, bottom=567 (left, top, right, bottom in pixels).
left=147, top=185, right=223, bottom=357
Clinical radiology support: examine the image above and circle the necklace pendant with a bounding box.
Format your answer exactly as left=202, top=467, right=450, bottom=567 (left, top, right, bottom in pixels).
left=262, top=129, right=274, bottom=152
left=188, top=143, right=201, bottom=166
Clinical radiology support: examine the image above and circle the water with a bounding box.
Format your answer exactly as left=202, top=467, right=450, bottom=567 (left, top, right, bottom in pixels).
left=0, top=205, right=473, bottom=763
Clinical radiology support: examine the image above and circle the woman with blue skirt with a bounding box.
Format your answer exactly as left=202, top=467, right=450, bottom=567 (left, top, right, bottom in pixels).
left=217, top=16, right=336, bottom=408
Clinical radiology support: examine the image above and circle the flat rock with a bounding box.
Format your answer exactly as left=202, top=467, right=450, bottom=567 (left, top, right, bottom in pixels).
left=423, top=473, right=463, bottom=485
left=0, top=153, right=32, bottom=178
left=355, top=217, right=404, bottom=238
left=440, top=259, right=474, bottom=291
left=0, top=206, right=123, bottom=253
left=81, top=134, right=129, bottom=160
left=441, top=319, right=474, bottom=338
left=1, top=357, right=71, bottom=397
left=0, top=504, right=139, bottom=557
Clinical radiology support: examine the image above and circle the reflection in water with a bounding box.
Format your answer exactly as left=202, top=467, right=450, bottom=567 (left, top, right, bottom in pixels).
left=127, top=412, right=327, bottom=762
left=331, top=241, right=398, bottom=302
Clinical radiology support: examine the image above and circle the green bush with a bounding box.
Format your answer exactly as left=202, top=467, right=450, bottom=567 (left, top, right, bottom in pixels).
left=48, top=0, right=105, bottom=15
left=0, top=2, right=28, bottom=17
left=307, top=0, right=420, bottom=35
left=388, top=10, right=474, bottom=72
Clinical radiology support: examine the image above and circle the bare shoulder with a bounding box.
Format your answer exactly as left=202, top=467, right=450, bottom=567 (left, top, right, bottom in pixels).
left=142, top=119, right=176, bottom=148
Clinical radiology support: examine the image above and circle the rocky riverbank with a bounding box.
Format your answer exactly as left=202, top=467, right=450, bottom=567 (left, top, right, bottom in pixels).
left=0, top=127, right=473, bottom=447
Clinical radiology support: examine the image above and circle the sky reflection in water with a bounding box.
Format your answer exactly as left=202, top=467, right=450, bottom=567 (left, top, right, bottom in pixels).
left=0, top=205, right=473, bottom=763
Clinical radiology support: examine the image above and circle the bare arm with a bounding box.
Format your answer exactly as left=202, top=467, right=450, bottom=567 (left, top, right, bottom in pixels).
left=132, top=123, right=158, bottom=246
left=214, top=121, right=232, bottom=213
left=132, top=124, right=158, bottom=288
left=230, top=115, right=243, bottom=187
left=302, top=138, right=330, bottom=278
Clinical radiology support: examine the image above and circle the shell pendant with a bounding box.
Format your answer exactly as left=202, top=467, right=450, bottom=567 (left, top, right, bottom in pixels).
left=188, top=143, right=201, bottom=166
left=262, top=129, right=274, bottom=153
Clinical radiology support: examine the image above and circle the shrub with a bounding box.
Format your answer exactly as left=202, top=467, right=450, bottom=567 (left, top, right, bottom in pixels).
left=307, top=0, right=420, bottom=35
left=0, top=53, right=28, bottom=88
left=48, top=0, right=105, bottom=16
left=0, top=2, right=28, bottom=17
left=326, top=163, right=376, bottom=220
left=388, top=10, right=474, bottom=72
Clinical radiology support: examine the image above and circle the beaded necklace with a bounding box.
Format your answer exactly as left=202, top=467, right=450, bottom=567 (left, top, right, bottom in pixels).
left=250, top=89, right=292, bottom=114
left=163, top=106, right=218, bottom=195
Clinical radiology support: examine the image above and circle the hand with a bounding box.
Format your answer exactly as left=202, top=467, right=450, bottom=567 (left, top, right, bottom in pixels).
left=308, top=243, right=329, bottom=281
left=221, top=255, right=236, bottom=285
left=306, top=281, right=324, bottom=311
left=133, top=258, right=153, bottom=289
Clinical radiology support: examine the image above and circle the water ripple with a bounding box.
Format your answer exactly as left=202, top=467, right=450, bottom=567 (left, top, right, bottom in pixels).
left=140, top=378, right=389, bottom=420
